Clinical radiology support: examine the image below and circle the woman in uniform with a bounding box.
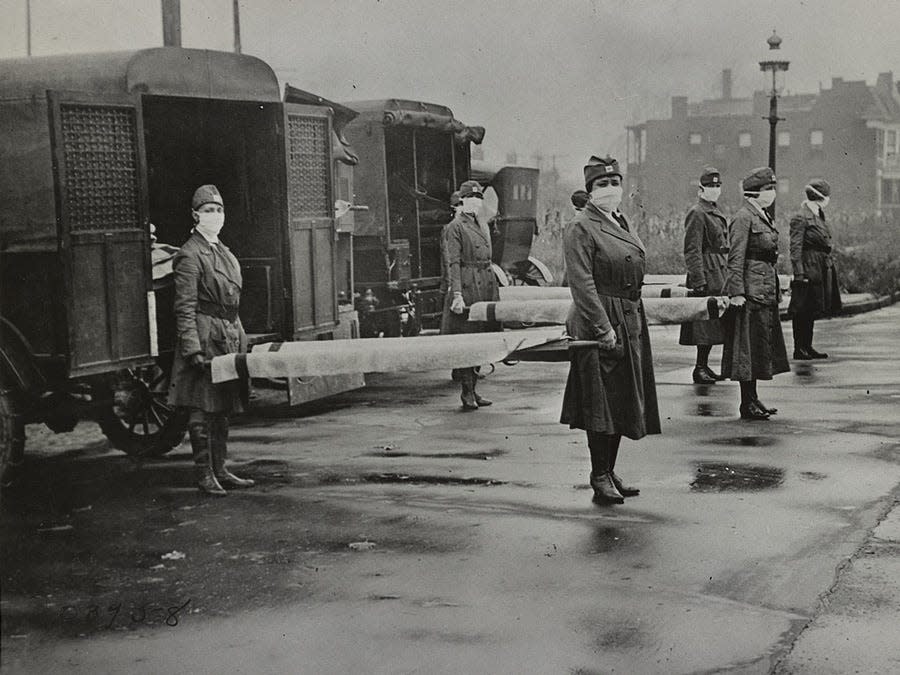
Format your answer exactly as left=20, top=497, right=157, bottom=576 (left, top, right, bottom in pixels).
left=789, top=179, right=841, bottom=359
left=721, top=167, right=790, bottom=420
left=561, top=155, right=661, bottom=505
left=680, top=167, right=729, bottom=383
left=440, top=180, right=499, bottom=410
left=169, top=185, right=254, bottom=495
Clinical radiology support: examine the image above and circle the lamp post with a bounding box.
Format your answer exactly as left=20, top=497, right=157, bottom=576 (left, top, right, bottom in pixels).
left=759, top=30, right=790, bottom=172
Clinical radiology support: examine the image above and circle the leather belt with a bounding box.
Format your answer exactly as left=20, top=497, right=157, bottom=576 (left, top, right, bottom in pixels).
left=197, top=300, right=239, bottom=322
left=745, top=250, right=777, bottom=264
left=460, top=261, right=492, bottom=269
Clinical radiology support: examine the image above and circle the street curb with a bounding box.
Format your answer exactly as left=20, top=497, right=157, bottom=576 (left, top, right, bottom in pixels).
left=779, top=291, right=899, bottom=320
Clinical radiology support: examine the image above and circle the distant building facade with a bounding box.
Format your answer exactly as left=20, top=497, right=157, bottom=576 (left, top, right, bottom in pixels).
left=625, top=70, right=900, bottom=218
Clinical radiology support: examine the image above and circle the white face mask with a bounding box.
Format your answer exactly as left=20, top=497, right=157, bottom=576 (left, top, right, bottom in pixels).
left=818, top=196, right=830, bottom=210
left=461, top=197, right=482, bottom=216
left=590, top=185, right=623, bottom=212
left=753, top=189, right=776, bottom=209
left=700, top=186, right=721, bottom=203
left=194, top=211, right=225, bottom=238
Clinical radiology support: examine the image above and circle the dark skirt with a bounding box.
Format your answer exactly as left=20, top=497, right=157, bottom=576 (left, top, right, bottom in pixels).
left=721, top=300, right=790, bottom=381
left=560, top=303, right=661, bottom=440
left=788, top=267, right=842, bottom=318
left=679, top=318, right=724, bottom=346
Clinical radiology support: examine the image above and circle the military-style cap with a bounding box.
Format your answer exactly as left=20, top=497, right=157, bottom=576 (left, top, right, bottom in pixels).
left=570, top=190, right=590, bottom=208
left=699, top=167, right=721, bottom=187
left=806, top=178, right=831, bottom=198
left=584, top=155, right=622, bottom=190
left=458, top=180, right=484, bottom=199
left=192, top=184, right=224, bottom=209
left=742, top=167, right=776, bottom=192
left=450, top=191, right=462, bottom=207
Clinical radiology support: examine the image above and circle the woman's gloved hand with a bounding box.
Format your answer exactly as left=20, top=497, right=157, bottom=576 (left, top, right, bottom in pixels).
left=730, top=295, right=747, bottom=307
left=190, top=353, right=207, bottom=371
left=450, top=292, right=466, bottom=314
left=597, top=326, right=617, bottom=350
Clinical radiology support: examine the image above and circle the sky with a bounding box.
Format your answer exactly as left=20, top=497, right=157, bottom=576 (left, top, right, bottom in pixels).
left=2, top=0, right=899, bottom=182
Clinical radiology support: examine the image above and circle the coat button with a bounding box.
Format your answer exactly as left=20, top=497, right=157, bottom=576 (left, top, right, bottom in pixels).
left=625, top=255, right=632, bottom=261
left=624, top=282, right=633, bottom=289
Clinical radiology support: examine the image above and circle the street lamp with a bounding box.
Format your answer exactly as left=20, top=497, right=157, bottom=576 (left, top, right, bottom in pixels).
left=759, top=30, right=790, bottom=174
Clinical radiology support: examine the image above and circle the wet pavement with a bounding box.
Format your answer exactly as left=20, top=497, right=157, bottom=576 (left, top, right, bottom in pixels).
left=2, top=306, right=899, bottom=674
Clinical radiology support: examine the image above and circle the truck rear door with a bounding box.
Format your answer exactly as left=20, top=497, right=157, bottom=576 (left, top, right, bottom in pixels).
left=282, top=103, right=338, bottom=337
left=48, top=92, right=154, bottom=377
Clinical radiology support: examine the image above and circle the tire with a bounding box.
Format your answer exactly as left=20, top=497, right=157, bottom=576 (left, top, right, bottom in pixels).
left=97, top=356, right=187, bottom=458
left=0, top=390, right=25, bottom=495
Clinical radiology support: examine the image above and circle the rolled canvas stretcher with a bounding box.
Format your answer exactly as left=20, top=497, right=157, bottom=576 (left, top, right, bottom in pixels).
left=468, top=296, right=728, bottom=326
left=211, top=327, right=567, bottom=383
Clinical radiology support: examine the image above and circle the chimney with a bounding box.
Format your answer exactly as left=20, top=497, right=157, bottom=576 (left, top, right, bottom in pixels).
left=671, top=96, right=688, bottom=120
left=722, top=69, right=733, bottom=100
left=161, top=0, right=181, bottom=47
left=876, top=71, right=894, bottom=92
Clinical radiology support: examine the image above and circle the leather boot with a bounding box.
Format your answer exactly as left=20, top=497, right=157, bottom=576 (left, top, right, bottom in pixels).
left=589, top=472, right=625, bottom=505
left=610, top=472, right=640, bottom=497
left=473, top=380, right=492, bottom=407
left=210, top=416, right=254, bottom=488
left=692, top=366, right=717, bottom=384
left=739, top=400, right=771, bottom=420
left=189, top=420, right=226, bottom=496
left=460, top=369, right=478, bottom=411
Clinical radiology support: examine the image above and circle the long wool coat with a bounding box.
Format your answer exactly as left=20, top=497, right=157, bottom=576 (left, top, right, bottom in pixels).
left=440, top=212, right=499, bottom=335
left=560, top=203, right=661, bottom=440
left=679, top=199, right=729, bottom=346
left=720, top=200, right=789, bottom=381
left=788, top=203, right=842, bottom=317
left=168, top=231, right=247, bottom=413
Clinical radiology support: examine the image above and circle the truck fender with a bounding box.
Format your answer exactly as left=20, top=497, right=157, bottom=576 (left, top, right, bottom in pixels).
left=491, top=263, right=510, bottom=287
left=526, top=256, right=554, bottom=284
left=0, top=316, right=47, bottom=398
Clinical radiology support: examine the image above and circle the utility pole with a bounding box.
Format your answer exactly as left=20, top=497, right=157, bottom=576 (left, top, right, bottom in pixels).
left=26, top=0, right=32, bottom=56
left=233, top=0, right=242, bottom=54
left=161, top=0, right=182, bottom=47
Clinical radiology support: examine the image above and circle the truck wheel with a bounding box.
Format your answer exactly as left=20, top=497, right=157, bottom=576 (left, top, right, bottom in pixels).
left=97, top=358, right=187, bottom=458
left=0, top=391, right=26, bottom=494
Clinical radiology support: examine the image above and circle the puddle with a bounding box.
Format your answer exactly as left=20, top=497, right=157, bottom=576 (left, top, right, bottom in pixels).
left=692, top=384, right=714, bottom=397
left=690, top=461, right=785, bottom=492
left=793, top=363, right=816, bottom=379
left=691, top=402, right=730, bottom=417
left=361, top=473, right=506, bottom=486
left=701, top=436, right=777, bottom=447
left=365, top=449, right=508, bottom=461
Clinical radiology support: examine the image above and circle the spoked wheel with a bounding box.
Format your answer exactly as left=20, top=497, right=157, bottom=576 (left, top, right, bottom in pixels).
left=0, top=390, right=26, bottom=496
left=97, top=356, right=187, bottom=458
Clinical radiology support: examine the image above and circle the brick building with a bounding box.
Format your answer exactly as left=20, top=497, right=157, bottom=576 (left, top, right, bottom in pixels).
left=625, top=70, right=900, bottom=219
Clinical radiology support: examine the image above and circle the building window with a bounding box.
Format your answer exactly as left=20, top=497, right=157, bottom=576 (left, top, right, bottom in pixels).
left=810, top=129, right=824, bottom=147
left=778, top=131, right=790, bottom=147
left=778, top=178, right=790, bottom=194
left=887, top=130, right=898, bottom=153
left=689, top=133, right=702, bottom=146
left=883, top=179, right=900, bottom=204
left=738, top=132, right=751, bottom=148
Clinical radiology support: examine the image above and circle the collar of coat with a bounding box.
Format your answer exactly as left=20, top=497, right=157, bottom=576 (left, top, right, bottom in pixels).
left=803, top=200, right=824, bottom=219
left=742, top=197, right=776, bottom=228
left=189, top=231, right=241, bottom=286
left=456, top=212, right=491, bottom=244
left=697, top=198, right=727, bottom=221
left=584, top=203, right=645, bottom=253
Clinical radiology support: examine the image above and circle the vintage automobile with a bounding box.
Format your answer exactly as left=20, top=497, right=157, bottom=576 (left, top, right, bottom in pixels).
left=0, top=47, right=354, bottom=487
left=470, top=161, right=553, bottom=286
left=340, top=99, right=485, bottom=337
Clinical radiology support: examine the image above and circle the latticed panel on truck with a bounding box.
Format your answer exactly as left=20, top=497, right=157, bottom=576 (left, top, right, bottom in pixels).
left=51, top=96, right=153, bottom=376
left=60, top=105, right=142, bottom=232
left=284, top=107, right=337, bottom=336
